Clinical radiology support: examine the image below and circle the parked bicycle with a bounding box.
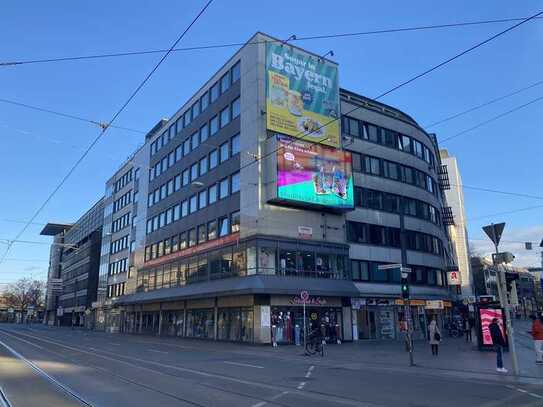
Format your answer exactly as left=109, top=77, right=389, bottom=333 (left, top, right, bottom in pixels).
left=305, top=326, right=325, bottom=357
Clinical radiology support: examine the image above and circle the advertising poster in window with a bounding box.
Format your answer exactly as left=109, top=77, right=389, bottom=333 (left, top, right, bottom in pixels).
left=479, top=307, right=506, bottom=346
left=266, top=43, right=340, bottom=148
left=276, top=134, right=354, bottom=210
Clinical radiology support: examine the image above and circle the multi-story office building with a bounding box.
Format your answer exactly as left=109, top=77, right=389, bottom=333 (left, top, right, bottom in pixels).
left=42, top=199, right=104, bottom=326
left=439, top=149, right=472, bottom=297
left=94, top=122, right=158, bottom=332
left=112, top=32, right=455, bottom=343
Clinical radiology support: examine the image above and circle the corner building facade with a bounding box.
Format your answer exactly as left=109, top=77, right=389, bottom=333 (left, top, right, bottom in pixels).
left=118, top=32, right=454, bottom=343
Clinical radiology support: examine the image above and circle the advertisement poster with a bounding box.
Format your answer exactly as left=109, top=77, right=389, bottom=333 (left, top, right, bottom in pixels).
left=379, top=310, right=395, bottom=340
left=479, top=308, right=505, bottom=345
left=266, top=43, right=340, bottom=148
left=276, top=134, right=354, bottom=210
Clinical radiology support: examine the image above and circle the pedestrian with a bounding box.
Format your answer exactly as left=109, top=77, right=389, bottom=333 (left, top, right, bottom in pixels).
left=489, top=318, right=507, bottom=373
left=463, top=316, right=472, bottom=342
left=428, top=317, right=441, bottom=356
left=528, top=314, right=543, bottom=364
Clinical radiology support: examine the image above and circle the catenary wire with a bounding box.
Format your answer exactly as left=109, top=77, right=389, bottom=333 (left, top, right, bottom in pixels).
left=0, top=98, right=145, bottom=134
left=468, top=204, right=543, bottom=221
left=454, top=184, right=543, bottom=200
left=0, top=0, right=214, bottom=266
left=425, top=79, right=543, bottom=128
left=1, top=16, right=543, bottom=67
left=439, top=95, right=543, bottom=143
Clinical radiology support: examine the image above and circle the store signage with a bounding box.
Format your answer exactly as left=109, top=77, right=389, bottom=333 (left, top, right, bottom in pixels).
left=275, top=134, right=354, bottom=210
left=366, top=298, right=394, bottom=306
left=265, top=42, right=340, bottom=148
left=351, top=298, right=365, bottom=309
left=298, top=226, right=313, bottom=239
left=425, top=300, right=444, bottom=310
left=56, top=307, right=64, bottom=317
left=290, top=296, right=327, bottom=306
left=395, top=299, right=426, bottom=306
left=447, top=270, right=461, bottom=285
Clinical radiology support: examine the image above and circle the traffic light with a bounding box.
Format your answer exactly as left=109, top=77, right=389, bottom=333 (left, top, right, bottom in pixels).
left=401, top=276, right=410, bottom=299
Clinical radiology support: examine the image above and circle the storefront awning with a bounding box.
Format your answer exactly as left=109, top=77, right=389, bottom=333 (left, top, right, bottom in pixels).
left=354, top=282, right=450, bottom=300
left=116, top=275, right=360, bottom=305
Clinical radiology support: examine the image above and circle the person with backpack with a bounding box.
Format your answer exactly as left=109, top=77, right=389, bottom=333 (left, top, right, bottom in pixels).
left=428, top=317, right=441, bottom=356
left=489, top=318, right=507, bottom=373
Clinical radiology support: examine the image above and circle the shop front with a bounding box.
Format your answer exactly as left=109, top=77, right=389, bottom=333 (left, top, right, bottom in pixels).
left=270, top=295, right=345, bottom=344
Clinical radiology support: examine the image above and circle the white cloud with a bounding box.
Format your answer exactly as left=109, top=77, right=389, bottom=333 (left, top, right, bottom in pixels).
left=470, top=224, right=543, bottom=268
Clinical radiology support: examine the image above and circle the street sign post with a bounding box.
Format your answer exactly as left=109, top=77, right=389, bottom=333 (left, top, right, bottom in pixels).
left=482, top=222, right=519, bottom=375
left=300, top=291, right=309, bottom=353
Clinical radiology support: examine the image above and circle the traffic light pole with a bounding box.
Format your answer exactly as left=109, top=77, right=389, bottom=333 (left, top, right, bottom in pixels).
left=399, top=204, right=414, bottom=367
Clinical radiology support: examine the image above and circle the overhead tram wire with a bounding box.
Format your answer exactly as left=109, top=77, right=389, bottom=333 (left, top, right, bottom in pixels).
left=425, top=79, right=543, bottom=128
left=2, top=16, right=543, bottom=67
left=234, top=11, right=543, bottom=178
left=439, top=95, right=543, bottom=143
left=0, top=98, right=146, bottom=135
left=455, top=184, right=543, bottom=200
left=468, top=204, right=543, bottom=221
left=0, top=0, right=214, bottom=266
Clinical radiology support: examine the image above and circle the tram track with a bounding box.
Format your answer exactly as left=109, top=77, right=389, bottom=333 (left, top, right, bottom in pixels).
left=0, top=327, right=375, bottom=407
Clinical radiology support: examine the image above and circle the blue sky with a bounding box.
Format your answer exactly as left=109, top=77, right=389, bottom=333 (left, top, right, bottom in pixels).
left=1, top=1, right=542, bottom=284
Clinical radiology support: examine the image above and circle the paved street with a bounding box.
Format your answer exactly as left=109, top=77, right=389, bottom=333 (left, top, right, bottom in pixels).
left=0, top=323, right=541, bottom=406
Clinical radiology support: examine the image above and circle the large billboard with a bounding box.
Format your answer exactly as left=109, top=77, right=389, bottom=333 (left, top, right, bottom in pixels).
left=276, top=134, right=354, bottom=210
left=266, top=43, right=340, bottom=148
left=479, top=307, right=507, bottom=346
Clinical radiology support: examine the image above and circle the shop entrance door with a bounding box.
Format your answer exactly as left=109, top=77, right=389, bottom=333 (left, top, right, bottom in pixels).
left=356, top=309, right=377, bottom=339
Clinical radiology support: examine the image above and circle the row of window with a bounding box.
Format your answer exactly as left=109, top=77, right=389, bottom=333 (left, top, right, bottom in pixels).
left=107, top=282, right=126, bottom=298
left=114, top=168, right=133, bottom=193
left=111, top=235, right=129, bottom=254
left=351, top=259, right=446, bottom=287
left=146, top=171, right=240, bottom=235
left=109, top=257, right=128, bottom=275
left=149, top=99, right=240, bottom=183
left=144, top=211, right=240, bottom=262
left=346, top=221, right=444, bottom=256
left=111, top=212, right=131, bottom=233
left=352, top=152, right=438, bottom=196
left=148, top=134, right=240, bottom=208
left=354, top=187, right=441, bottom=226
left=113, top=190, right=132, bottom=213
left=342, top=115, right=436, bottom=168
left=150, top=60, right=241, bottom=157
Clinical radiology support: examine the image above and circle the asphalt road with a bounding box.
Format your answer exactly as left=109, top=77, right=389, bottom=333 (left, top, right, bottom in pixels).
left=0, top=324, right=541, bottom=407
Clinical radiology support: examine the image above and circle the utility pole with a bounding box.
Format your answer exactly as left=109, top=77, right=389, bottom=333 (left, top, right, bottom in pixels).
left=483, top=223, right=520, bottom=375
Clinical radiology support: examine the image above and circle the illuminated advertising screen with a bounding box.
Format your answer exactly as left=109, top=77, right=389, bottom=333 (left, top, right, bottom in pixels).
left=276, top=134, right=354, bottom=210
left=479, top=308, right=506, bottom=346
left=265, top=42, right=340, bottom=148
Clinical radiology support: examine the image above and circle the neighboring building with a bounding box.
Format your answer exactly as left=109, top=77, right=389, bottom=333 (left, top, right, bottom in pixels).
left=440, top=149, right=472, bottom=297
left=527, top=267, right=543, bottom=310
left=42, top=199, right=104, bottom=327
left=111, top=32, right=455, bottom=343
left=471, top=256, right=498, bottom=298
left=516, top=269, right=537, bottom=317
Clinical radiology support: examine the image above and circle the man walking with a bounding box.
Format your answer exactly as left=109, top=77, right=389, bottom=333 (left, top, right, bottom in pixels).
left=528, top=314, right=543, bottom=364
left=489, top=318, right=507, bottom=373
left=463, top=316, right=472, bottom=342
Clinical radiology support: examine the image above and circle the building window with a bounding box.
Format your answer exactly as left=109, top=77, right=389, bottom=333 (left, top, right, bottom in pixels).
left=173, top=204, right=180, bottom=221
left=220, top=106, right=230, bottom=128
left=231, top=171, right=240, bottom=193
left=180, top=232, right=187, bottom=250
left=183, top=110, right=191, bottom=128
left=199, top=156, right=208, bottom=176
left=219, top=178, right=229, bottom=199
left=209, top=150, right=218, bottom=169
left=200, top=123, right=208, bottom=143
left=174, top=174, right=181, bottom=191
left=188, top=228, right=197, bottom=247
left=191, top=131, right=199, bottom=150
left=190, top=163, right=198, bottom=182
left=200, top=91, right=209, bottom=112
left=199, top=190, right=207, bottom=209
left=207, top=220, right=217, bottom=240
left=231, top=97, right=240, bottom=119
left=190, top=195, right=198, bottom=213
left=208, top=184, right=218, bottom=204
left=221, top=72, right=230, bottom=94
left=210, top=82, right=220, bottom=103
left=210, top=115, right=219, bottom=136
left=231, top=211, right=240, bottom=233
left=181, top=200, right=188, bottom=217
left=231, top=61, right=241, bottom=83
left=197, top=224, right=207, bottom=244
left=218, top=216, right=229, bottom=237
left=231, top=133, right=240, bottom=156
left=220, top=142, right=229, bottom=163
left=183, top=138, right=190, bottom=156
left=191, top=101, right=200, bottom=119
left=182, top=169, right=189, bottom=186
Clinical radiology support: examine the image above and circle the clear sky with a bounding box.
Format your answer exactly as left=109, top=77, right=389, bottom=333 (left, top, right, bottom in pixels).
left=1, top=1, right=542, bottom=285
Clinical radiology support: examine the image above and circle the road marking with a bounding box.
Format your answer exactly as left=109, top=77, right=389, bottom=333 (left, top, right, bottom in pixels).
left=305, top=365, right=315, bottom=378
left=0, top=338, right=93, bottom=406
left=529, top=393, right=543, bottom=399
left=149, top=349, right=168, bottom=354
left=250, top=391, right=289, bottom=407
left=297, top=382, right=306, bottom=390
left=507, top=385, right=543, bottom=400
left=0, top=387, right=11, bottom=407
left=516, top=388, right=528, bottom=393
left=0, top=330, right=45, bottom=350
left=251, top=402, right=267, bottom=407
left=110, top=342, right=121, bottom=346
left=224, top=361, right=264, bottom=369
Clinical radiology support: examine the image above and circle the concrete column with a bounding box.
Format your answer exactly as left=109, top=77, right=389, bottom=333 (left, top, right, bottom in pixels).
left=183, top=303, right=187, bottom=337
left=158, top=309, right=163, bottom=336
left=138, top=310, right=143, bottom=334
left=213, top=297, right=218, bottom=341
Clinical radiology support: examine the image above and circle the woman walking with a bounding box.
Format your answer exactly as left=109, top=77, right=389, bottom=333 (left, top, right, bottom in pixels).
left=428, top=317, right=441, bottom=356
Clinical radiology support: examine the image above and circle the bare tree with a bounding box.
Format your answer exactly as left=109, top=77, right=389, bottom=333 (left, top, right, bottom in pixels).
left=3, top=278, right=45, bottom=312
